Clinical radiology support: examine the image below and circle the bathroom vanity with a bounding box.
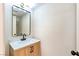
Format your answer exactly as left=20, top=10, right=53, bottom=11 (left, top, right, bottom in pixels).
left=9, top=38, right=41, bottom=56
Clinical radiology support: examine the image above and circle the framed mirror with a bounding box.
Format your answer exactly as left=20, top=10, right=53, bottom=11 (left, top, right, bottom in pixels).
left=12, top=5, right=31, bottom=36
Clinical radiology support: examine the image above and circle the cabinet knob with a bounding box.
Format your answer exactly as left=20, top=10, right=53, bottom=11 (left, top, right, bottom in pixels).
left=76, top=51, right=79, bottom=56
left=71, top=50, right=79, bottom=56
left=71, top=50, right=76, bottom=56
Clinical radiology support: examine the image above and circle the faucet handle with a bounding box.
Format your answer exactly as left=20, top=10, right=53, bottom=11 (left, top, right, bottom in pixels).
left=23, top=33, right=26, bottom=36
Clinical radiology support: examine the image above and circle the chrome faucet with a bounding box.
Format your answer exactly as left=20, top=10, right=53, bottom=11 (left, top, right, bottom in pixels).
left=21, top=33, right=26, bottom=41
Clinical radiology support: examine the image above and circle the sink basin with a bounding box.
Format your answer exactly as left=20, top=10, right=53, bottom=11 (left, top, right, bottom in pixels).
left=9, top=38, right=40, bottom=50
left=13, top=38, right=33, bottom=46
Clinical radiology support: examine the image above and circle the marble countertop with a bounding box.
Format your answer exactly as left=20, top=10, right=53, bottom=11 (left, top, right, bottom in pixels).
left=9, top=37, right=40, bottom=50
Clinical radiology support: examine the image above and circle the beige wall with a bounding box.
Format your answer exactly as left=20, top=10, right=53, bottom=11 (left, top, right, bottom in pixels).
left=4, top=3, right=13, bottom=55
left=32, top=3, right=76, bottom=56
left=0, top=4, right=5, bottom=55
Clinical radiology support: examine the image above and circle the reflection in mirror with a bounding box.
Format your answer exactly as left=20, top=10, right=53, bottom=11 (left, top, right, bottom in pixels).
left=12, top=5, right=31, bottom=36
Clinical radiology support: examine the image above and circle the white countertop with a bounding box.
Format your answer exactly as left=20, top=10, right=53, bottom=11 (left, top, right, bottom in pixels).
left=9, top=38, right=40, bottom=50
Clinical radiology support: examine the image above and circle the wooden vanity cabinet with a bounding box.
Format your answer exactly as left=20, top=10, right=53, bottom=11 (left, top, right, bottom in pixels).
left=9, top=42, right=41, bottom=56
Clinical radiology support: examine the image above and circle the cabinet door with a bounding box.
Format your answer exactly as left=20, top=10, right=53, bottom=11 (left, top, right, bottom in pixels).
left=33, top=42, right=41, bottom=56
left=14, top=47, right=26, bottom=56
left=25, top=42, right=41, bottom=56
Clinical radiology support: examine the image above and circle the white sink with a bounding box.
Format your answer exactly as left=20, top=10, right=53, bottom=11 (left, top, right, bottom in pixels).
left=9, top=38, right=40, bottom=50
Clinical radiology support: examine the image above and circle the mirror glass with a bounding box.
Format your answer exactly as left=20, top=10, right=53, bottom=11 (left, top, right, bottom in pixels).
left=12, top=5, right=31, bottom=36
